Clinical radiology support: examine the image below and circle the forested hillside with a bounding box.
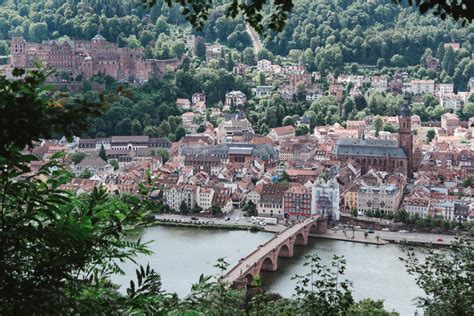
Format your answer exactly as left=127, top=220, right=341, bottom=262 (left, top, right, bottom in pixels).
left=265, top=0, right=473, bottom=63
left=0, top=0, right=250, bottom=58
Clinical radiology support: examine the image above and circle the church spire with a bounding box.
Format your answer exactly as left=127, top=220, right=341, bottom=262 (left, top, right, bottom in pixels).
left=401, top=96, right=411, bottom=118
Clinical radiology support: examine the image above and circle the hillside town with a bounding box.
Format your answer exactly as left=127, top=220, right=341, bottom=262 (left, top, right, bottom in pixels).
left=28, top=99, right=474, bottom=229
left=3, top=35, right=474, bottom=232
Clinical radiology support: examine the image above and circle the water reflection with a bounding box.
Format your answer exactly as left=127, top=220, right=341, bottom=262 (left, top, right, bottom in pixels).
left=115, top=227, right=423, bottom=315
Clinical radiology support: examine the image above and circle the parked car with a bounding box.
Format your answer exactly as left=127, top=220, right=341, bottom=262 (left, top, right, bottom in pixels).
left=191, top=216, right=198, bottom=220
left=437, top=237, right=444, bottom=242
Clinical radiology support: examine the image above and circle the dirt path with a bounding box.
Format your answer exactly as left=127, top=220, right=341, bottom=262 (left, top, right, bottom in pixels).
left=246, top=23, right=262, bottom=54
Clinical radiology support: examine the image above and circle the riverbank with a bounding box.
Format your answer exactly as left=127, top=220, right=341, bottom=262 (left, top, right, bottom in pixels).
left=148, top=219, right=267, bottom=232
left=310, top=230, right=388, bottom=245
left=150, top=213, right=462, bottom=246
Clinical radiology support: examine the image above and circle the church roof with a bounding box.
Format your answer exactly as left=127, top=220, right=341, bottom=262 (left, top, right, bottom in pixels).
left=401, top=98, right=411, bottom=118
left=92, top=33, right=106, bottom=41
left=334, top=138, right=407, bottom=159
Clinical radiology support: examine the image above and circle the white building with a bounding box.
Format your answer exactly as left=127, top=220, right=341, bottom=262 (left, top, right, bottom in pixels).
left=255, top=86, right=273, bottom=98
left=225, top=90, right=247, bottom=109
left=306, top=88, right=322, bottom=101
left=437, top=83, right=454, bottom=94
left=438, top=93, right=464, bottom=111
left=163, top=185, right=197, bottom=212
left=311, top=178, right=340, bottom=221
left=357, top=184, right=402, bottom=214
left=257, top=59, right=272, bottom=72
left=370, top=76, right=388, bottom=92
left=409, top=80, right=435, bottom=95
left=403, top=198, right=430, bottom=218
left=196, top=186, right=214, bottom=210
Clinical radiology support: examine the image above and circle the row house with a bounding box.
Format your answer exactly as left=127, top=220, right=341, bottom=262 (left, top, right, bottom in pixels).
left=196, top=186, right=214, bottom=210
left=184, top=156, right=221, bottom=175
left=403, top=195, right=431, bottom=218
left=257, top=184, right=288, bottom=219
left=357, top=183, right=403, bottom=214
left=163, top=184, right=197, bottom=212
left=284, top=183, right=312, bottom=219
left=255, top=86, right=273, bottom=98
left=370, top=76, right=388, bottom=92
left=407, top=80, right=435, bottom=95
left=212, top=186, right=234, bottom=214
left=438, top=93, right=464, bottom=111
left=279, top=142, right=317, bottom=162
left=78, top=136, right=170, bottom=152
left=268, top=125, right=296, bottom=141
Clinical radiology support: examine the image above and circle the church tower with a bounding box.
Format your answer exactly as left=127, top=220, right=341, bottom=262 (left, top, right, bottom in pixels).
left=10, top=36, right=28, bottom=68
left=398, top=97, right=413, bottom=178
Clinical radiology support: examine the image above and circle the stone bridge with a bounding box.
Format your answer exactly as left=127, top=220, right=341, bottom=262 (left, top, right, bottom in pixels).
left=221, top=216, right=327, bottom=288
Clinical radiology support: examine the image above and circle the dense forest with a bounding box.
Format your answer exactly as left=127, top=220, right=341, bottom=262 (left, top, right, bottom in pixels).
left=0, top=0, right=473, bottom=138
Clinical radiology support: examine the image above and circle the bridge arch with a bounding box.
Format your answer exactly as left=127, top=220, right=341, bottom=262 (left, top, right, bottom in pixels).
left=260, top=256, right=277, bottom=272
left=278, top=243, right=293, bottom=258
left=295, top=231, right=308, bottom=246
left=245, top=273, right=254, bottom=285
left=309, top=222, right=319, bottom=234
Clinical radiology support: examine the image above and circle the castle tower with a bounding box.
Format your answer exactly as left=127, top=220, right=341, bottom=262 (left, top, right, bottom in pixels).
left=398, top=97, right=413, bottom=178
left=10, top=36, right=28, bottom=68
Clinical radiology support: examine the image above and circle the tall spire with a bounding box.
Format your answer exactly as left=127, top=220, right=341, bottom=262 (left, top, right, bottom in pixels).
left=401, top=96, right=411, bottom=118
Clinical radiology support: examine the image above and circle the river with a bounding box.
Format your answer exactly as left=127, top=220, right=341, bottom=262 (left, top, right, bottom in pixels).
left=113, top=226, right=423, bottom=315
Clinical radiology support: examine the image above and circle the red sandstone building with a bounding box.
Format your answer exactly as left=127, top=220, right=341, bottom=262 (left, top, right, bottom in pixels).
left=334, top=99, right=414, bottom=177
left=9, top=34, right=181, bottom=83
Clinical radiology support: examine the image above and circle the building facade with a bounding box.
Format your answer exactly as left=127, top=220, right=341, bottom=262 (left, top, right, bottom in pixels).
left=10, top=35, right=181, bottom=83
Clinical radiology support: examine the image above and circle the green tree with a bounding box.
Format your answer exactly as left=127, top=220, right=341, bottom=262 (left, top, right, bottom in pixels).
left=194, top=36, right=206, bottom=59
left=99, top=145, right=108, bottom=162
left=383, top=123, right=396, bottom=133
left=211, top=204, right=223, bottom=216
left=29, top=22, right=48, bottom=42
left=0, top=69, right=154, bottom=314
left=179, top=200, right=189, bottom=214
left=295, top=124, right=309, bottom=136
left=109, top=159, right=119, bottom=170
left=348, top=299, right=396, bottom=316
left=152, top=148, right=170, bottom=163
left=243, top=47, right=255, bottom=65
left=401, top=238, right=473, bottom=315
left=426, top=129, right=436, bottom=143
left=293, top=254, right=354, bottom=315
left=243, top=201, right=257, bottom=216
left=374, top=116, right=383, bottom=137
left=71, top=152, right=86, bottom=164
left=462, top=102, right=474, bottom=119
